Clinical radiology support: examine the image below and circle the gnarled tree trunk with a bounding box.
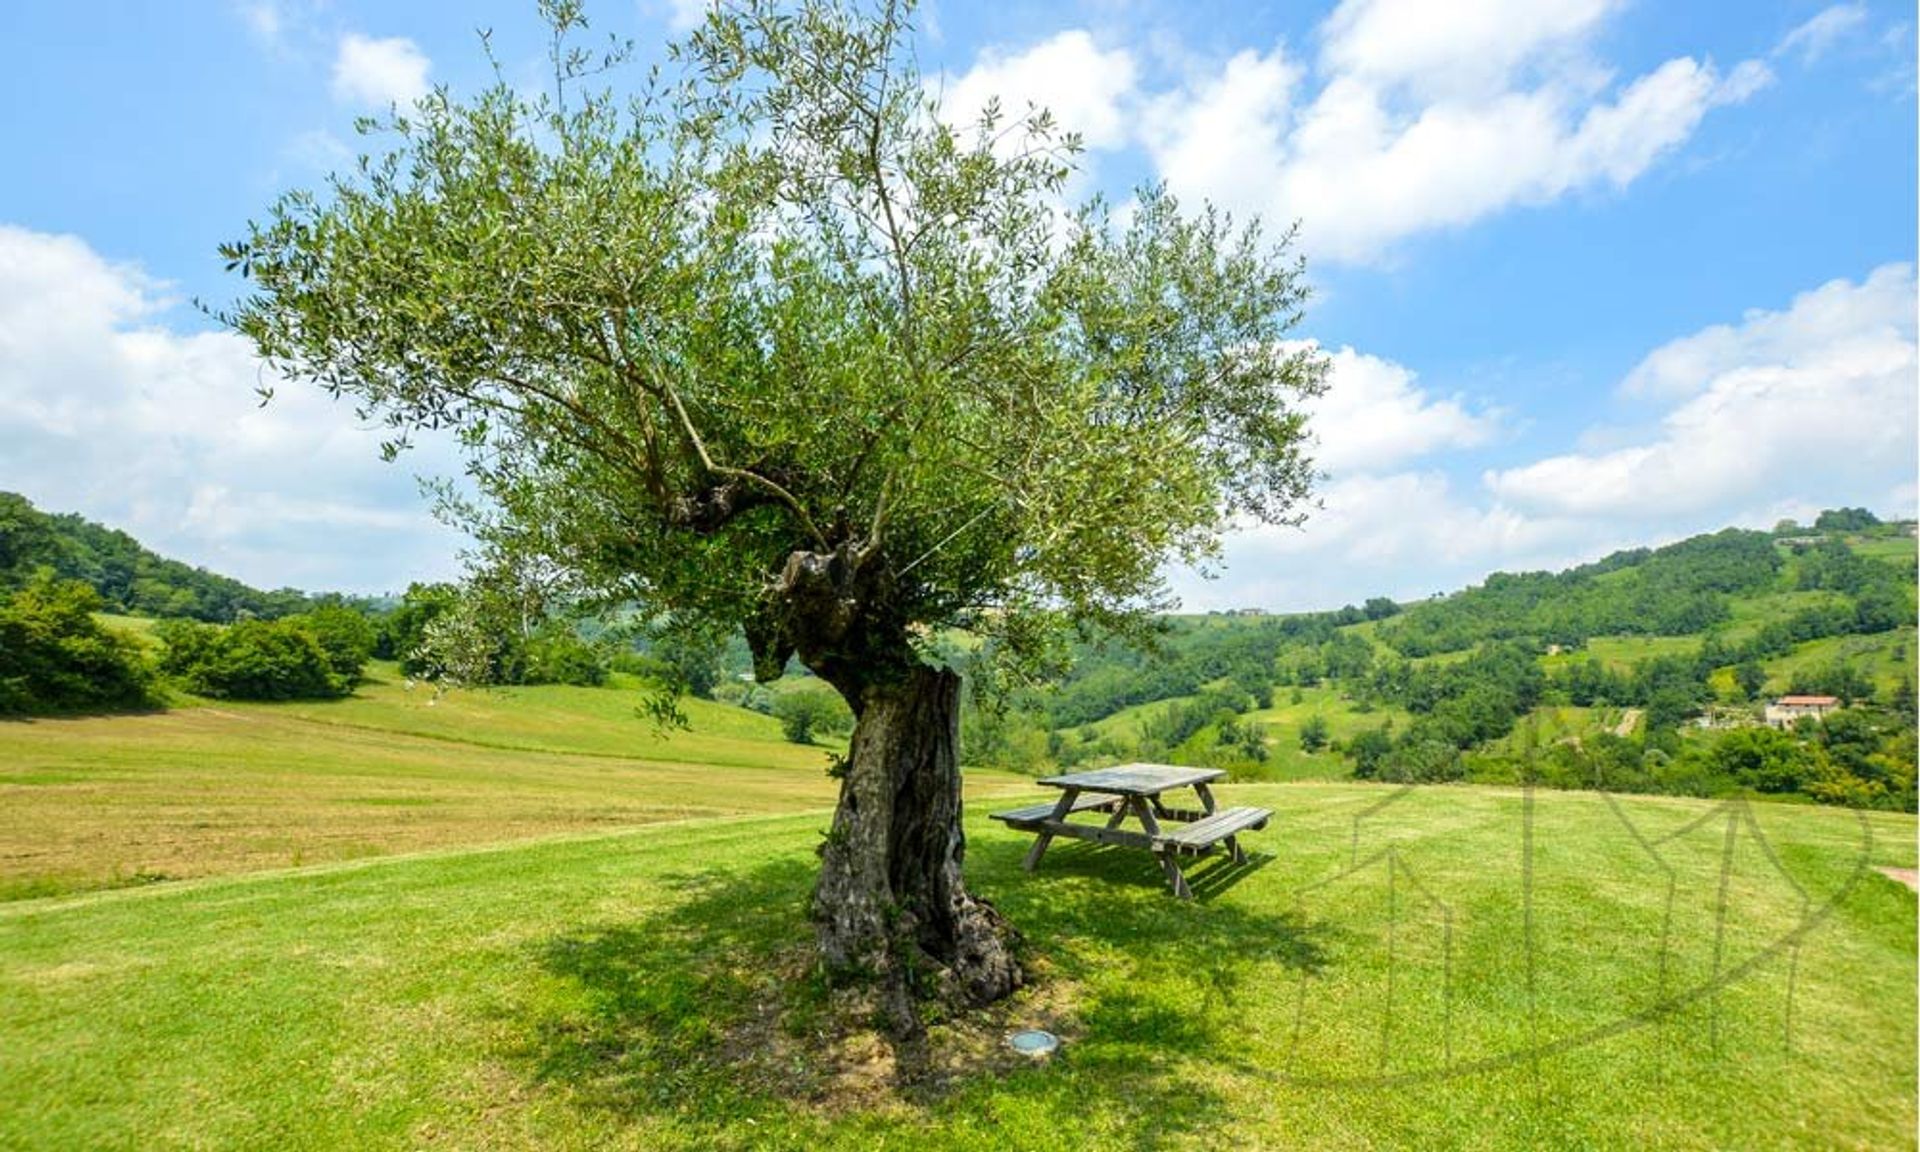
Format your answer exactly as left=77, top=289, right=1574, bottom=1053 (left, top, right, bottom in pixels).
left=811, top=663, right=1021, bottom=1034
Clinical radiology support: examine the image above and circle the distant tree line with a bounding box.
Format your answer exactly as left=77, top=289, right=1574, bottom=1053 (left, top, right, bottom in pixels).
left=0, top=491, right=314, bottom=622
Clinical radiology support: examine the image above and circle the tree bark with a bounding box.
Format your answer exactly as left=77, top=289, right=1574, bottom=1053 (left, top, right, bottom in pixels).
left=811, top=663, right=1021, bottom=1034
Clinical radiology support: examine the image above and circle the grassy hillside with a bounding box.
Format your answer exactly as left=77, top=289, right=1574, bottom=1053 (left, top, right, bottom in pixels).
left=1, top=785, right=1911, bottom=1150
left=0, top=664, right=1029, bottom=901
left=978, top=521, right=1917, bottom=808
left=1243, top=685, right=1412, bottom=781
left=1760, top=630, right=1912, bottom=696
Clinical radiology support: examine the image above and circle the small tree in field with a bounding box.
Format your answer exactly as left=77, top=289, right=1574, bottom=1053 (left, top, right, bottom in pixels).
left=1298, top=714, right=1330, bottom=753
left=221, top=0, right=1326, bottom=1030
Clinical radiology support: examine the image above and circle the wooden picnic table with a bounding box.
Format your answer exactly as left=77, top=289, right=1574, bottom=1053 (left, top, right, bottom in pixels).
left=989, top=763, right=1270, bottom=899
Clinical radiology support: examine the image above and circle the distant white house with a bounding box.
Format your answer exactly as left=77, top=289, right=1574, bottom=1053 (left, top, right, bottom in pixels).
left=1764, top=695, right=1840, bottom=728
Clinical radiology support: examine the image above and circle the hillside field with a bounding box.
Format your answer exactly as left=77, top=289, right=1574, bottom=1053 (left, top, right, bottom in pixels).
left=0, top=663, right=1029, bottom=901
left=1, top=782, right=1911, bottom=1150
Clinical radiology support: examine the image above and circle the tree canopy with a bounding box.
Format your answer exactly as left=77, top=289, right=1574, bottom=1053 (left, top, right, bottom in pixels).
left=220, top=0, right=1326, bottom=693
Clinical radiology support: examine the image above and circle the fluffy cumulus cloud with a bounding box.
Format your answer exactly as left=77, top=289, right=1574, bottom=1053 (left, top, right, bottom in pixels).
left=1298, top=344, right=1498, bottom=476
left=1143, top=0, right=1771, bottom=262
left=331, top=33, right=431, bottom=108
left=1174, top=471, right=1604, bottom=611
left=1175, top=264, right=1916, bottom=611
left=939, top=30, right=1138, bottom=150
left=949, top=0, right=1771, bottom=263
left=0, top=226, right=464, bottom=593
left=1487, top=263, right=1917, bottom=519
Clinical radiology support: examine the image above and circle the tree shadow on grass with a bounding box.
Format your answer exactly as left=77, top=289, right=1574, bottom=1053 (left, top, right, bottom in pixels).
left=512, top=838, right=1333, bottom=1149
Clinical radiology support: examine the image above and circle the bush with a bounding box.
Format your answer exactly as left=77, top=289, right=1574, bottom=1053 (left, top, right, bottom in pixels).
left=1299, top=714, right=1330, bottom=753
left=0, top=577, right=156, bottom=715
left=286, top=604, right=376, bottom=685
left=519, top=628, right=608, bottom=686
left=774, top=684, right=852, bottom=744
left=1377, top=738, right=1465, bottom=784
left=156, top=618, right=345, bottom=700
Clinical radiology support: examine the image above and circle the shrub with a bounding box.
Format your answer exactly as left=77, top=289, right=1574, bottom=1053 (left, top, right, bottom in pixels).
left=774, top=685, right=852, bottom=745
left=1299, top=714, right=1330, bottom=753
left=0, top=577, right=156, bottom=714
left=286, top=604, right=376, bottom=685
left=519, top=628, right=607, bottom=686
left=1377, top=738, right=1465, bottom=784
left=156, top=618, right=345, bottom=700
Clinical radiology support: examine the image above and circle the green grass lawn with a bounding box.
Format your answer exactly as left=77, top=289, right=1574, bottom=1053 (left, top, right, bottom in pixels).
left=0, top=667, right=1027, bottom=901
left=240, top=663, right=844, bottom=769
left=91, top=612, right=159, bottom=639
left=1, top=784, right=1912, bottom=1150
left=1720, top=589, right=1853, bottom=645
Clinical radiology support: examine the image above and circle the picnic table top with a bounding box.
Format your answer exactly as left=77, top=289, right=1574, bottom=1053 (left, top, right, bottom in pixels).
left=1035, top=763, right=1225, bottom=796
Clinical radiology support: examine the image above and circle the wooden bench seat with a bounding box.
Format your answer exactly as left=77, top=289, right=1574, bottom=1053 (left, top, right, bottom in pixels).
left=989, top=793, right=1121, bottom=826
left=1154, top=806, right=1271, bottom=857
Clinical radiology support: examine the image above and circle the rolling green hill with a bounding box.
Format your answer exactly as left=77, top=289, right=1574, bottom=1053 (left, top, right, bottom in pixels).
left=970, top=517, right=1916, bottom=811
left=1, top=490, right=321, bottom=621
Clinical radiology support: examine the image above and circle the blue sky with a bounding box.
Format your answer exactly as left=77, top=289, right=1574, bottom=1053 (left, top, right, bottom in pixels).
left=0, top=0, right=1914, bottom=609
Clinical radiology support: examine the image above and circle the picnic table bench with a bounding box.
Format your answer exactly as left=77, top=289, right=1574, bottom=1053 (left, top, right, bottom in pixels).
left=990, top=763, right=1269, bottom=899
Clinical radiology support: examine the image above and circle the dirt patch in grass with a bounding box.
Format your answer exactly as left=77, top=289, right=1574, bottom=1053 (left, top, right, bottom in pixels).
left=1876, top=866, right=1918, bottom=892
left=711, top=946, right=1085, bottom=1115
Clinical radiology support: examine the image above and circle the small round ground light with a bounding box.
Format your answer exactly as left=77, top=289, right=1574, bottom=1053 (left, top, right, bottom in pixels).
left=1008, top=1029, right=1060, bottom=1058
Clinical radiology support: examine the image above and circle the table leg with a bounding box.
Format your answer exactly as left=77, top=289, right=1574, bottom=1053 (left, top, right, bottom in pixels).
left=1194, top=781, right=1218, bottom=815
left=1024, top=787, right=1080, bottom=873
left=1022, top=831, right=1054, bottom=872
left=1129, top=795, right=1163, bottom=837
left=1157, top=850, right=1193, bottom=899
left=1225, top=834, right=1246, bottom=865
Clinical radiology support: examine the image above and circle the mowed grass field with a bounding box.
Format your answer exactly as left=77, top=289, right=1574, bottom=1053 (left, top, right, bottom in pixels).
left=0, top=664, right=1029, bottom=901
left=0, top=783, right=1912, bottom=1150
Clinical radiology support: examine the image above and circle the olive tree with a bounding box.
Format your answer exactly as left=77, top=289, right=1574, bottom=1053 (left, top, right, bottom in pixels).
left=221, top=0, right=1327, bottom=1031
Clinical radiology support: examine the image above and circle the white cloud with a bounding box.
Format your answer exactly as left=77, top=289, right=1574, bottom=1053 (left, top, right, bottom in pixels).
left=1132, top=0, right=1770, bottom=262
left=937, top=3, right=1763, bottom=262
left=1486, top=263, right=1918, bottom=518
left=237, top=1, right=281, bottom=46
left=0, top=225, right=464, bottom=593
left=1621, top=262, right=1915, bottom=399
left=1300, top=344, right=1498, bottom=475
left=661, top=0, right=713, bottom=32
left=1776, top=4, right=1870, bottom=64
left=331, top=33, right=431, bottom=108
left=1140, top=48, right=1298, bottom=214
left=939, top=30, right=1138, bottom=151
left=1172, top=470, right=1598, bottom=610
left=1319, top=0, right=1621, bottom=102
left=1175, top=263, right=1916, bottom=611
